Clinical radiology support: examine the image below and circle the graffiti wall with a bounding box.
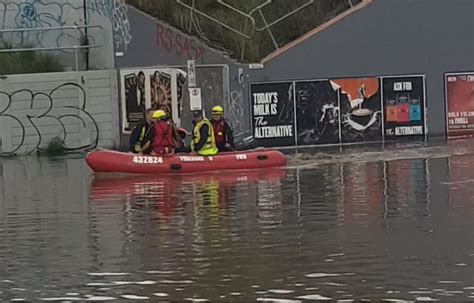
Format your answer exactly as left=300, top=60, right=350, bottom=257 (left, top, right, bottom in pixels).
left=0, top=70, right=119, bottom=155
left=445, top=72, right=474, bottom=139
left=0, top=0, right=131, bottom=69
left=119, top=67, right=187, bottom=133
left=250, top=74, right=426, bottom=148
left=156, top=23, right=205, bottom=61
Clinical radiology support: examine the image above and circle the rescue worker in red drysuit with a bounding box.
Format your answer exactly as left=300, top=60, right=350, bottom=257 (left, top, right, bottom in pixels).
left=141, top=110, right=175, bottom=155
left=210, top=105, right=234, bottom=152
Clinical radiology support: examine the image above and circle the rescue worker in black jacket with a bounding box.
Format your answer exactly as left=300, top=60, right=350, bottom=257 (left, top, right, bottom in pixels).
left=128, top=108, right=154, bottom=153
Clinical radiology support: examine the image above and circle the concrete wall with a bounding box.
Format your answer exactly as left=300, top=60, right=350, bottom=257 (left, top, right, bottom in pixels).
left=257, top=0, right=474, bottom=139
left=0, top=0, right=132, bottom=70
left=0, top=70, right=120, bottom=155
left=114, top=6, right=252, bottom=141
left=114, top=5, right=236, bottom=67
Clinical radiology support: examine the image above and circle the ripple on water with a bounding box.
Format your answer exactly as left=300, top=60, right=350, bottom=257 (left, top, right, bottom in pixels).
left=85, top=296, right=116, bottom=301
left=297, top=294, right=331, bottom=300
left=320, top=282, right=347, bottom=287
left=184, top=298, right=209, bottom=302
left=121, top=294, right=149, bottom=300
left=257, top=299, right=302, bottom=303
left=87, top=272, right=130, bottom=276
left=305, top=273, right=355, bottom=278
left=267, top=289, right=295, bottom=294
left=40, top=297, right=82, bottom=301
left=160, top=279, right=194, bottom=284
left=437, top=280, right=462, bottom=284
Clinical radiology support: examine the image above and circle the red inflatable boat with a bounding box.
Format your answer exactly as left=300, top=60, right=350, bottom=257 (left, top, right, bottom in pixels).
left=85, top=149, right=287, bottom=174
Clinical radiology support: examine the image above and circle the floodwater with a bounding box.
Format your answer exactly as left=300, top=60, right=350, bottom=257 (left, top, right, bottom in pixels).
left=0, top=149, right=473, bottom=302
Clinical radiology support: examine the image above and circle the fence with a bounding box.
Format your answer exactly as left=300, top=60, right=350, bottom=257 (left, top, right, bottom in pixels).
left=0, top=25, right=106, bottom=71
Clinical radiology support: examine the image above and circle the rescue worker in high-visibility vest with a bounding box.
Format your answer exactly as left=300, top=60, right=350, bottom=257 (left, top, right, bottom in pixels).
left=141, top=110, right=175, bottom=155
left=191, top=110, right=218, bottom=156
left=129, top=108, right=154, bottom=154
left=210, top=105, right=234, bottom=152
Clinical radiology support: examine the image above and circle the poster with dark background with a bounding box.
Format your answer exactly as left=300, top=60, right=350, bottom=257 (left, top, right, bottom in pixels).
left=250, top=82, right=295, bottom=147
left=295, top=80, right=340, bottom=145
left=332, top=77, right=383, bottom=144
left=446, top=73, right=474, bottom=139
left=124, top=71, right=146, bottom=132
left=382, top=76, right=425, bottom=141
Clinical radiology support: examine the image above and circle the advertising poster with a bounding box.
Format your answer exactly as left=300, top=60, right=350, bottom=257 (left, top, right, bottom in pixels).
left=250, top=82, right=296, bottom=147
left=150, top=70, right=172, bottom=114
left=295, top=80, right=340, bottom=145
left=120, top=68, right=187, bottom=133
left=382, top=76, right=426, bottom=141
left=331, top=77, right=383, bottom=143
left=122, top=71, right=146, bottom=130
left=446, top=73, right=474, bottom=139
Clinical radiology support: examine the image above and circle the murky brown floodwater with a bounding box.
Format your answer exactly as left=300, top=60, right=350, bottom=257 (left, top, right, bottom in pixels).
left=0, top=152, right=473, bottom=302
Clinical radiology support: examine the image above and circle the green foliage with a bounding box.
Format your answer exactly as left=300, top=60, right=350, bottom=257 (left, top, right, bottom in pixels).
left=127, top=0, right=356, bottom=62
left=0, top=41, right=64, bottom=75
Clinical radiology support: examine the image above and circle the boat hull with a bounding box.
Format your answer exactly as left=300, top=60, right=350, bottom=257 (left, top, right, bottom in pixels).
left=85, top=150, right=287, bottom=174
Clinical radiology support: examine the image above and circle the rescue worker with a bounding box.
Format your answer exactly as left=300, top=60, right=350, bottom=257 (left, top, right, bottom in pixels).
left=142, top=110, right=175, bottom=155
left=191, top=110, right=218, bottom=156
left=161, top=111, right=189, bottom=153
left=210, top=105, right=234, bottom=152
left=129, top=108, right=154, bottom=153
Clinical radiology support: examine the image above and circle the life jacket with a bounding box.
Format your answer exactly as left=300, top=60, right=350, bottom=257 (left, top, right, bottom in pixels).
left=151, top=121, right=175, bottom=155
left=211, top=119, right=227, bottom=148
left=192, top=119, right=218, bottom=156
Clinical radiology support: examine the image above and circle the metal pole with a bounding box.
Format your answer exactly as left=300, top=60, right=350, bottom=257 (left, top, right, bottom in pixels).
left=83, top=0, right=90, bottom=70
left=258, top=9, right=278, bottom=50
left=74, top=26, right=79, bottom=71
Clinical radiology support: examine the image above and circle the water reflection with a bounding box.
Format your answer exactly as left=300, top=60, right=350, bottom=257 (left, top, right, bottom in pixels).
left=0, top=155, right=473, bottom=301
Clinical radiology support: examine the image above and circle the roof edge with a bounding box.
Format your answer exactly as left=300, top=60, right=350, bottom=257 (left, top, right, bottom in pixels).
left=260, top=0, right=374, bottom=64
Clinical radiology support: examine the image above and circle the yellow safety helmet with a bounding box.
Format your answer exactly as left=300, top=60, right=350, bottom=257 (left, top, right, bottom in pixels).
left=212, top=105, right=224, bottom=114
left=152, top=110, right=166, bottom=119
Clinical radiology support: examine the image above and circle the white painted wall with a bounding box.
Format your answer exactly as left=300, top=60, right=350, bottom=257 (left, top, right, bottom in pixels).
left=0, top=70, right=120, bottom=155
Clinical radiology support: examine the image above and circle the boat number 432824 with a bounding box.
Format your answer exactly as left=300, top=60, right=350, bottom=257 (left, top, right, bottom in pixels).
left=132, top=156, right=163, bottom=164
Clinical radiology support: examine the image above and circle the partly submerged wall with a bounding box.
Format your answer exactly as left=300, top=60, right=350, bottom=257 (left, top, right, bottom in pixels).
left=0, top=70, right=120, bottom=155
left=254, top=0, right=474, bottom=141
